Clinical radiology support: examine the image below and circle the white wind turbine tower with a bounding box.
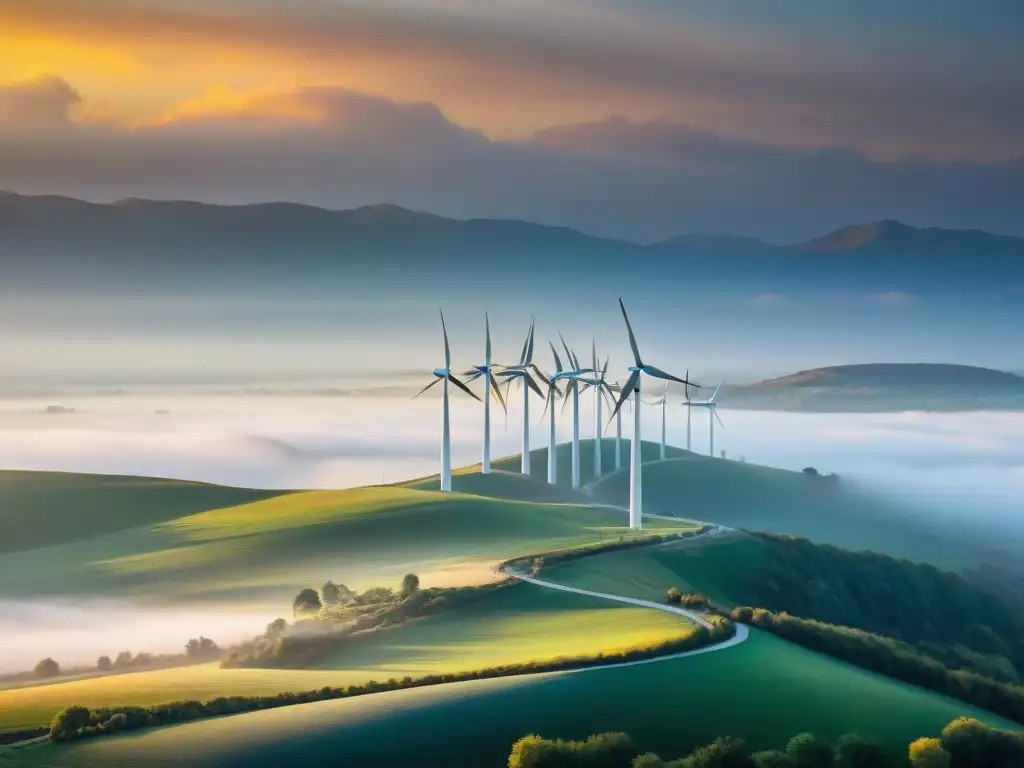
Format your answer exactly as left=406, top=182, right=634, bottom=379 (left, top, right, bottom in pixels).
left=462, top=313, right=507, bottom=474
left=587, top=343, right=613, bottom=479
left=497, top=318, right=544, bottom=475
left=538, top=342, right=566, bottom=484
left=684, top=382, right=724, bottom=457
left=609, top=299, right=699, bottom=528
left=551, top=335, right=594, bottom=490
left=413, top=310, right=482, bottom=492
left=647, top=379, right=679, bottom=461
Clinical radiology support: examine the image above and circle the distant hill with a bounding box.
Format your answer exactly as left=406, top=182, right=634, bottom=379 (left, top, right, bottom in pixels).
left=2, top=193, right=1024, bottom=293
left=720, top=363, right=1024, bottom=412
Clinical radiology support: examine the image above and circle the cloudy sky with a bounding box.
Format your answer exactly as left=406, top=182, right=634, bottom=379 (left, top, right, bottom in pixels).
left=2, top=0, right=1023, bottom=241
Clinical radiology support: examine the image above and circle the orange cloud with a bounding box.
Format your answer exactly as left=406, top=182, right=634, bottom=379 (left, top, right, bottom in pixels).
left=143, top=87, right=330, bottom=128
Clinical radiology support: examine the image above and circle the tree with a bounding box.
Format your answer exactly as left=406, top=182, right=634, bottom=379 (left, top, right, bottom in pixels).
left=802, top=467, right=819, bottom=476
left=751, top=751, right=794, bottom=768
left=34, top=657, right=60, bottom=678
left=666, top=587, right=683, bottom=605
left=292, top=587, right=322, bottom=618
left=321, top=581, right=342, bottom=607
left=833, top=734, right=889, bottom=768
left=49, top=705, right=91, bottom=741
left=113, top=651, right=133, bottom=668
left=401, top=573, right=421, bottom=598
left=357, top=586, right=395, bottom=605
left=940, top=717, right=990, bottom=766
left=678, top=737, right=753, bottom=767
left=577, top=732, right=636, bottom=767
left=908, top=738, right=950, bottom=768
left=96, top=655, right=113, bottom=672
left=633, top=754, right=667, bottom=768
left=185, top=636, right=219, bottom=660
left=507, top=733, right=576, bottom=767
left=265, top=618, right=288, bottom=640
left=785, top=733, right=833, bottom=768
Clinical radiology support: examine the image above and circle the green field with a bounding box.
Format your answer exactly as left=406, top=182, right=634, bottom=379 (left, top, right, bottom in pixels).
left=587, top=453, right=1000, bottom=570
left=0, top=479, right=695, bottom=604
left=7, top=631, right=1017, bottom=767
left=0, top=470, right=283, bottom=554
left=0, top=583, right=694, bottom=734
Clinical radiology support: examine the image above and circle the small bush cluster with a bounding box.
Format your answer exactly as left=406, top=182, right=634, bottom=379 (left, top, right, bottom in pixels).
left=225, top=579, right=511, bottom=669
left=665, top=588, right=708, bottom=608
left=508, top=719, right=1024, bottom=768
left=508, top=729, right=893, bottom=767
left=50, top=622, right=732, bottom=745
left=731, top=607, right=1024, bottom=725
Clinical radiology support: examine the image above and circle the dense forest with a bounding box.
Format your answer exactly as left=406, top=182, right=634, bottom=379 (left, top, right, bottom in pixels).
left=722, top=534, right=1024, bottom=683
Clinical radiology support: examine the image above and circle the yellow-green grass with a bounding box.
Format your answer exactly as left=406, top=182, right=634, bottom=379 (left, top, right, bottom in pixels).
left=0, top=583, right=694, bottom=734
left=588, top=455, right=996, bottom=570
left=0, top=481, right=696, bottom=603
left=0, top=470, right=284, bottom=555
left=403, top=466, right=596, bottom=505
left=9, top=631, right=1019, bottom=767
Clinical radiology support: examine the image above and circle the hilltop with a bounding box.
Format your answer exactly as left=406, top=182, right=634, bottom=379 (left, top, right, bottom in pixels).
left=718, top=363, right=1024, bottom=411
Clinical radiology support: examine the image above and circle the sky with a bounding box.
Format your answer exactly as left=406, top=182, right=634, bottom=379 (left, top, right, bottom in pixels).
left=2, top=0, right=1023, bottom=241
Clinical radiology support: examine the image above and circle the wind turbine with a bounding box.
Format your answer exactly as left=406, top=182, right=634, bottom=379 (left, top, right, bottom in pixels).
left=647, top=380, right=677, bottom=461
left=684, top=382, right=724, bottom=457
left=606, top=380, right=631, bottom=471
left=497, top=318, right=544, bottom=475
left=551, top=335, right=593, bottom=490
left=462, top=313, right=507, bottom=474
left=538, top=342, right=565, bottom=484
left=583, top=343, right=614, bottom=479
left=609, top=299, right=700, bottom=528
left=413, top=310, right=481, bottom=492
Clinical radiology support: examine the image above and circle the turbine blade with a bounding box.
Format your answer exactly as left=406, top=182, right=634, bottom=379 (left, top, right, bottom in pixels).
left=592, top=339, right=598, bottom=375
left=549, top=341, right=564, bottom=374
left=440, top=309, right=451, bottom=370
left=523, top=370, right=544, bottom=399
left=601, top=355, right=610, bottom=378
left=530, top=364, right=552, bottom=385
left=714, top=407, right=725, bottom=429
left=644, top=365, right=699, bottom=388
left=561, top=383, right=573, bottom=415
left=559, top=333, right=573, bottom=372
left=412, top=377, right=441, bottom=399
left=608, top=370, right=640, bottom=422
left=517, top=322, right=531, bottom=367
left=489, top=373, right=508, bottom=412
left=461, top=369, right=482, bottom=379
left=525, top=317, right=536, bottom=364
left=618, top=298, right=642, bottom=366
left=711, top=383, right=722, bottom=402
left=685, top=368, right=690, bottom=402
left=485, top=313, right=492, bottom=363
left=541, top=390, right=552, bottom=422
left=448, top=374, right=482, bottom=402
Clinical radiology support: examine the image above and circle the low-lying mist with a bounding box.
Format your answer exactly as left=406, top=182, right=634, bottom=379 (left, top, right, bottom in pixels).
left=1, top=392, right=1022, bottom=674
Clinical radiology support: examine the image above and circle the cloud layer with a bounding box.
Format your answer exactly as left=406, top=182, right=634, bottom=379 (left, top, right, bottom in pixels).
left=2, top=77, right=1023, bottom=242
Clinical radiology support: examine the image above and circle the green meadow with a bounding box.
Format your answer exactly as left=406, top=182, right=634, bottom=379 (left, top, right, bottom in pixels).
left=6, top=631, right=1016, bottom=767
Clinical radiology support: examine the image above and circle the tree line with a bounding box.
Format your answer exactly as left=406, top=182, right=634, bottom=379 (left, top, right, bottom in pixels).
left=730, top=607, right=1024, bottom=726
left=48, top=620, right=732, bottom=745
left=507, top=716, right=1024, bottom=767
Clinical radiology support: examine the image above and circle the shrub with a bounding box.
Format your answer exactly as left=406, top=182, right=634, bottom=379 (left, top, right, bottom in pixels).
left=802, top=467, right=819, bottom=476
left=750, top=750, right=794, bottom=767
left=49, top=706, right=90, bottom=741
left=833, top=733, right=890, bottom=768
left=34, top=658, right=60, bottom=678
left=908, top=738, right=950, bottom=768
left=292, top=588, right=322, bottom=618
left=321, top=581, right=342, bottom=607
left=401, top=573, right=420, bottom=597
left=667, top=587, right=683, bottom=605
left=784, top=733, right=833, bottom=768
left=677, top=736, right=753, bottom=767
left=633, top=754, right=668, bottom=767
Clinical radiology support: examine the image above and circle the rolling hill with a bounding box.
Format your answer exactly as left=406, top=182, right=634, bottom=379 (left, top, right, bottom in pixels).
left=0, top=469, right=694, bottom=605
left=718, top=363, right=1024, bottom=411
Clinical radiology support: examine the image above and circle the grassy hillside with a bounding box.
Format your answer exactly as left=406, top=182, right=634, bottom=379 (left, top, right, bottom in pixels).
left=588, top=456, right=996, bottom=570
left=8, top=631, right=1017, bottom=767
left=0, top=470, right=283, bottom=555
left=0, top=582, right=693, bottom=733
left=0, top=479, right=695, bottom=603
